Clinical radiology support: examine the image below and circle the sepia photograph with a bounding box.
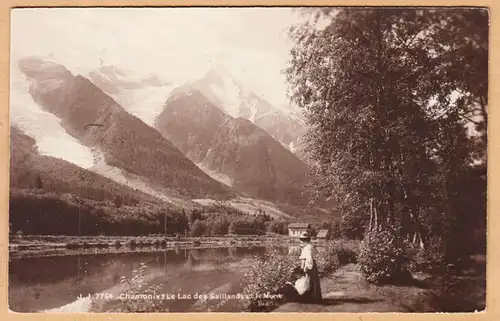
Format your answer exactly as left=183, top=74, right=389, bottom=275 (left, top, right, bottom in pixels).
left=8, top=6, right=487, bottom=313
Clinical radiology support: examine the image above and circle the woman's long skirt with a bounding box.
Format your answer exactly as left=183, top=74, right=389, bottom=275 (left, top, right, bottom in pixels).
left=301, top=260, right=322, bottom=303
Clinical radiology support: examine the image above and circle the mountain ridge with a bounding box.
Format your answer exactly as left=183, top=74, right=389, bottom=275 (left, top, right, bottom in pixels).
left=154, top=88, right=311, bottom=206
left=17, top=57, right=237, bottom=200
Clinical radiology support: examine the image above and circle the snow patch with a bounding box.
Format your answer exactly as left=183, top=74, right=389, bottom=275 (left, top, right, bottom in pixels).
left=110, top=86, right=174, bottom=126
left=209, top=80, right=242, bottom=119
left=202, top=69, right=307, bottom=135
left=248, top=100, right=259, bottom=123
left=10, top=69, right=95, bottom=169
left=88, top=66, right=174, bottom=127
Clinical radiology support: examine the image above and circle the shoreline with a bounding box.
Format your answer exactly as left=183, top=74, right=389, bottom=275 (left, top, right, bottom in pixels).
left=9, top=234, right=298, bottom=259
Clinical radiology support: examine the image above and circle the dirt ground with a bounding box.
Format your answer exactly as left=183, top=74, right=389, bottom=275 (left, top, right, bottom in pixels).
left=273, top=262, right=486, bottom=313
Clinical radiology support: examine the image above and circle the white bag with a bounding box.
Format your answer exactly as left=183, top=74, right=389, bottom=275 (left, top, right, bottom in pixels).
left=294, top=274, right=310, bottom=295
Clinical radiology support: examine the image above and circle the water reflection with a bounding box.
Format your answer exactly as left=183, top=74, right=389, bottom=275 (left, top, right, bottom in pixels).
left=8, top=246, right=276, bottom=312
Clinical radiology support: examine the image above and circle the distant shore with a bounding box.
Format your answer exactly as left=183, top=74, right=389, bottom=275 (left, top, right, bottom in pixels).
left=9, top=234, right=299, bottom=259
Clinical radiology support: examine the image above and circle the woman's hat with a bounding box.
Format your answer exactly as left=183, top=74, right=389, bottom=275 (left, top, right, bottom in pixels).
left=299, top=231, right=311, bottom=240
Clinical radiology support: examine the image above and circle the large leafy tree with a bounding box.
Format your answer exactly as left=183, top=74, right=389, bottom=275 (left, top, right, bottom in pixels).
left=286, top=8, right=487, bottom=250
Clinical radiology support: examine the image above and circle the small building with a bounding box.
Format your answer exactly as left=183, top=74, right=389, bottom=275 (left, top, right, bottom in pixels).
left=288, top=223, right=311, bottom=238
left=316, top=229, right=330, bottom=240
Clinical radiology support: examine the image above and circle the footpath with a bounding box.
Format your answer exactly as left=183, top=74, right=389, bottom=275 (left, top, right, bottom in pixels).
left=273, top=263, right=432, bottom=312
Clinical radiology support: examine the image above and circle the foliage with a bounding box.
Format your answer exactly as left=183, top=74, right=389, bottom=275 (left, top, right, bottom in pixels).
left=315, top=242, right=341, bottom=275
left=241, top=241, right=351, bottom=311
left=189, top=219, right=207, bottom=237
left=406, top=237, right=447, bottom=274
left=329, top=239, right=360, bottom=265
left=189, top=208, right=203, bottom=223
left=10, top=186, right=294, bottom=237
left=265, top=221, right=288, bottom=234
left=285, top=8, right=487, bottom=258
left=118, top=263, right=164, bottom=312
left=358, top=228, right=410, bottom=285
left=9, top=189, right=192, bottom=236
left=229, top=217, right=266, bottom=235
left=241, top=246, right=297, bottom=311
left=207, top=216, right=230, bottom=236
left=339, top=212, right=368, bottom=240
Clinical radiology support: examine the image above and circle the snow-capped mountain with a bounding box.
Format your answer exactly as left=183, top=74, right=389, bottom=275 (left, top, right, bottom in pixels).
left=88, top=65, right=175, bottom=126
left=13, top=56, right=236, bottom=203
left=154, top=89, right=311, bottom=206
left=9, top=57, right=332, bottom=238
left=10, top=62, right=95, bottom=169
left=179, top=66, right=308, bottom=154
left=88, top=63, right=308, bottom=156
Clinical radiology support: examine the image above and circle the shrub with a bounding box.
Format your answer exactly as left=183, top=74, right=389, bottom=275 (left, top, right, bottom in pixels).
left=358, top=228, right=410, bottom=285
left=115, top=240, right=122, bottom=248
left=315, top=243, right=341, bottom=276
left=406, top=240, right=447, bottom=274
left=128, top=239, right=137, bottom=248
left=241, top=246, right=296, bottom=311
left=330, top=239, right=360, bottom=265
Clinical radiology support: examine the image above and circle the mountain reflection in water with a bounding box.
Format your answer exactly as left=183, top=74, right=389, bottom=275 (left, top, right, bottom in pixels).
left=9, top=246, right=288, bottom=312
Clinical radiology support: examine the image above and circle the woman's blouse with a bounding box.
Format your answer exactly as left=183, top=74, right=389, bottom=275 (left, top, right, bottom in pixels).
left=299, top=243, right=314, bottom=271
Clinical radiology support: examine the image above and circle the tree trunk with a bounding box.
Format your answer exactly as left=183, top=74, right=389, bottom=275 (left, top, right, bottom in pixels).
left=402, top=184, right=428, bottom=250
left=369, top=198, right=374, bottom=231
left=410, top=212, right=428, bottom=250
left=479, top=94, right=488, bottom=130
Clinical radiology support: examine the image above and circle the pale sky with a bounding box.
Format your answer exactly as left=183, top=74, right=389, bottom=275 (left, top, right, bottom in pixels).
left=11, top=7, right=299, bottom=107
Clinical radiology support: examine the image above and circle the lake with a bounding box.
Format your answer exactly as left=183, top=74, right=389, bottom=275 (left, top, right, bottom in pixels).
left=9, top=246, right=286, bottom=313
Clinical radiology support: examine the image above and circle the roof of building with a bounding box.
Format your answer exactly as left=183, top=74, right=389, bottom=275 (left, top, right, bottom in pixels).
left=288, top=223, right=311, bottom=229
left=316, top=229, right=330, bottom=238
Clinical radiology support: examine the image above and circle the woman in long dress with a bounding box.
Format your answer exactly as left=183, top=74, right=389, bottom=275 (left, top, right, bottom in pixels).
left=298, top=231, right=322, bottom=302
